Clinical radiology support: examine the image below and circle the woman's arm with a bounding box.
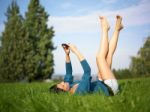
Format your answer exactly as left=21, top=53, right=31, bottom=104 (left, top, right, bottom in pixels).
left=66, top=54, right=71, bottom=63
left=62, top=44, right=73, bottom=86
left=62, top=44, right=71, bottom=62
left=68, top=44, right=84, bottom=61
left=62, top=44, right=72, bottom=74
left=68, top=44, right=91, bottom=95
left=68, top=44, right=91, bottom=74
left=65, top=54, right=72, bottom=75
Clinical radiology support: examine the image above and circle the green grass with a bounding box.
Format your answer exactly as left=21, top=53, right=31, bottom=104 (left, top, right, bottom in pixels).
left=0, top=77, right=150, bottom=112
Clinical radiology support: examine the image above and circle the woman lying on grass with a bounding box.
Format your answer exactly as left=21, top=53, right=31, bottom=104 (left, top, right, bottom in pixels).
left=50, top=15, right=123, bottom=96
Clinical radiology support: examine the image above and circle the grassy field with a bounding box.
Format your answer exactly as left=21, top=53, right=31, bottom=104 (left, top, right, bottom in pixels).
left=0, top=77, right=150, bottom=112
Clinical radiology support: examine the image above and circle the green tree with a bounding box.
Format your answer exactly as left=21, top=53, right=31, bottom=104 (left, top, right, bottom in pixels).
left=24, top=0, right=55, bottom=81
left=130, top=36, right=150, bottom=75
left=113, top=69, right=132, bottom=79
left=0, top=1, right=26, bottom=82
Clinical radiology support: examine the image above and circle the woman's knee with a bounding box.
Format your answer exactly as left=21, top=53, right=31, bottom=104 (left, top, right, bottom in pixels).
left=106, top=53, right=113, bottom=64
left=96, top=55, right=106, bottom=64
left=96, top=58, right=107, bottom=70
left=107, top=50, right=113, bottom=59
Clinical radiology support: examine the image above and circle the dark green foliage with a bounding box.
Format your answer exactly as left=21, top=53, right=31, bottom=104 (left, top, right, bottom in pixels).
left=113, top=36, right=150, bottom=79
left=24, top=0, right=55, bottom=81
left=0, top=0, right=55, bottom=82
left=130, top=37, right=150, bottom=75
left=0, top=1, right=26, bottom=82
left=113, top=69, right=132, bottom=79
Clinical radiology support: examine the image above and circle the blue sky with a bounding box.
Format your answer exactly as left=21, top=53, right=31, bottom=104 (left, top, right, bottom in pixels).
left=0, top=0, right=150, bottom=75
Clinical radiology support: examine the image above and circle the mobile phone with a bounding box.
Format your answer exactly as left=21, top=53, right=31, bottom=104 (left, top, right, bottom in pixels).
left=62, top=43, right=69, bottom=48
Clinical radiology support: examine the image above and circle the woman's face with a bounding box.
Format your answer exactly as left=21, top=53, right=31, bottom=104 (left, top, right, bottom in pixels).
left=57, top=82, right=70, bottom=91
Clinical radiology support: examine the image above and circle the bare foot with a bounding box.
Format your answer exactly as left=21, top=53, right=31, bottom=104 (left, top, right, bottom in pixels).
left=99, top=16, right=110, bottom=31
left=115, top=15, right=123, bottom=31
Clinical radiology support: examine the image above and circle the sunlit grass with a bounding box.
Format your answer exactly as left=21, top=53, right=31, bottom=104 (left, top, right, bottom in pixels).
left=0, top=77, right=150, bottom=112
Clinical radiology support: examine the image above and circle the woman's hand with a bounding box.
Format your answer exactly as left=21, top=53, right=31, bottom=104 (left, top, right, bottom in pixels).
left=62, top=44, right=70, bottom=55
left=68, top=43, right=78, bottom=54
left=68, top=43, right=85, bottom=61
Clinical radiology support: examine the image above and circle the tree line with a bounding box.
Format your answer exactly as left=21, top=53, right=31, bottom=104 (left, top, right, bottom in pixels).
left=0, top=0, right=55, bottom=82
left=0, top=0, right=149, bottom=82
left=113, top=37, right=150, bottom=79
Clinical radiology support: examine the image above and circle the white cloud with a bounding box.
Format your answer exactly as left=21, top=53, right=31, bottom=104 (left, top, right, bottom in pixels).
left=48, top=0, right=150, bottom=34
left=48, top=14, right=99, bottom=34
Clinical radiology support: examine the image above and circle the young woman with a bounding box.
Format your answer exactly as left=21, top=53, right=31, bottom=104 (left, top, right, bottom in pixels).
left=50, top=15, right=123, bottom=96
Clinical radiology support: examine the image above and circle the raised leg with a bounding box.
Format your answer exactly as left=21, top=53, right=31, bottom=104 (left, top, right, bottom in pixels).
left=106, top=15, right=123, bottom=68
left=96, top=16, right=116, bottom=80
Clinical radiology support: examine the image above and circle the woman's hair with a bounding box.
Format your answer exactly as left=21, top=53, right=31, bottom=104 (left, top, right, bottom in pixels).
left=49, top=84, right=65, bottom=93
